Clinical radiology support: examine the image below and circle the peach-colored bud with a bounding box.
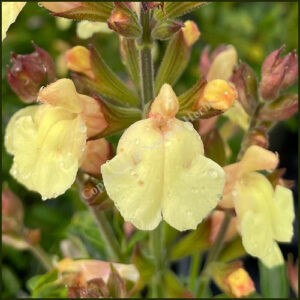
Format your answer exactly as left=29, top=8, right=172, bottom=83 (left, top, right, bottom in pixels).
left=40, top=2, right=81, bottom=13
left=226, top=268, right=255, bottom=298
left=2, top=187, right=24, bottom=233
left=80, top=139, right=112, bottom=177
left=182, top=20, right=200, bottom=47
left=196, top=79, right=237, bottom=111
left=210, top=210, right=237, bottom=244
left=80, top=95, right=108, bottom=138
left=65, top=46, right=94, bottom=79
left=149, top=83, right=179, bottom=125
left=24, top=228, right=41, bottom=245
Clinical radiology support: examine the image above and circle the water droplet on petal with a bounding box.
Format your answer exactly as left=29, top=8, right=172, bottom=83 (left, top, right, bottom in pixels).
left=232, top=189, right=238, bottom=197
left=207, top=169, right=218, bottom=178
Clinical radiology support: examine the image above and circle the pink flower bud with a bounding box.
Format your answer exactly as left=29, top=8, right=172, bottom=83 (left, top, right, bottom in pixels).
left=259, top=47, right=298, bottom=100
left=2, top=187, right=24, bottom=234
left=7, top=44, right=55, bottom=103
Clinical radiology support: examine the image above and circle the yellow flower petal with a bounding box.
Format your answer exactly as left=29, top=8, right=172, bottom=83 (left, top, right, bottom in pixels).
left=101, top=119, right=164, bottom=230
left=240, top=145, right=279, bottom=174
left=271, top=185, right=294, bottom=242
left=234, top=172, right=287, bottom=268
left=239, top=211, right=283, bottom=268
left=38, top=79, right=82, bottom=113
left=2, top=2, right=26, bottom=41
left=162, top=119, right=225, bottom=231
left=5, top=106, right=38, bottom=155
left=207, top=45, right=238, bottom=81
left=7, top=105, right=86, bottom=200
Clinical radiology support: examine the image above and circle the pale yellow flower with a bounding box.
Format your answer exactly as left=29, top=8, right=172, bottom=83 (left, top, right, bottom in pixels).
left=76, top=21, right=112, bottom=39
left=5, top=79, right=107, bottom=200
left=101, top=84, right=225, bottom=231
left=2, top=2, right=26, bottom=41
left=222, top=145, right=294, bottom=268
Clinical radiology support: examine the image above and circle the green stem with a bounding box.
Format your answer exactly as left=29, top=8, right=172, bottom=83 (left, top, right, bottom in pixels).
left=237, top=103, right=263, bottom=160
left=139, top=8, right=154, bottom=109
left=188, top=252, right=202, bottom=292
left=89, top=207, right=123, bottom=262
left=196, top=210, right=231, bottom=297
left=29, top=245, right=52, bottom=271
left=149, top=223, right=165, bottom=297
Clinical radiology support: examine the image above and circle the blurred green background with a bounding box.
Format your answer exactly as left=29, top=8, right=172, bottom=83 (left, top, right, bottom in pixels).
left=2, top=2, right=298, bottom=298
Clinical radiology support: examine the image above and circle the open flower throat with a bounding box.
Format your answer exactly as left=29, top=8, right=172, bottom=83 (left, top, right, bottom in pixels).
left=101, top=84, right=226, bottom=231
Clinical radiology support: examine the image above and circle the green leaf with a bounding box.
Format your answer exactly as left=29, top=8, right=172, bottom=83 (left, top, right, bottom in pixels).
left=155, top=27, right=198, bottom=93
left=259, top=261, right=289, bottom=298
left=170, top=221, right=210, bottom=260
left=89, top=45, right=139, bottom=106
left=218, top=237, right=247, bottom=263
left=27, top=269, right=59, bottom=292
left=54, top=2, right=114, bottom=22
left=154, top=2, right=208, bottom=20
left=164, top=270, right=194, bottom=298
left=1, top=266, right=21, bottom=297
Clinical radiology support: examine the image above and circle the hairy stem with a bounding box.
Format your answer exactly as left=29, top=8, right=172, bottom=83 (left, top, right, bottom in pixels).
left=139, top=8, right=154, bottom=109
left=149, top=222, right=165, bottom=297
left=29, top=244, right=52, bottom=271
left=89, top=207, right=123, bottom=262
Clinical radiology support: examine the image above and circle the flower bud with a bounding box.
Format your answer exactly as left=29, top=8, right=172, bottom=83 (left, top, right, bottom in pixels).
left=40, top=2, right=81, bottom=13
left=196, top=79, right=237, bottom=111
left=151, top=19, right=184, bottom=40
left=2, top=187, right=24, bottom=234
left=182, top=20, right=200, bottom=47
left=107, top=3, right=142, bottom=38
left=258, top=94, right=298, bottom=121
left=80, top=139, right=112, bottom=177
left=209, top=211, right=237, bottom=244
left=65, top=46, right=94, bottom=79
left=149, top=83, right=179, bottom=125
left=155, top=20, right=200, bottom=91
left=209, top=261, right=255, bottom=298
left=231, top=63, right=258, bottom=115
left=259, top=47, right=298, bottom=100
left=206, top=45, right=238, bottom=81
left=7, top=44, right=55, bottom=103
left=226, top=268, right=256, bottom=298
left=142, top=2, right=163, bottom=12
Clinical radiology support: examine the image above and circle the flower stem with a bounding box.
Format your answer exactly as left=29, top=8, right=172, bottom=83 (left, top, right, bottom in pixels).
left=188, top=252, right=202, bottom=292
left=149, top=222, right=165, bottom=297
left=89, top=207, right=123, bottom=262
left=139, top=8, right=154, bottom=109
left=196, top=210, right=231, bottom=297
left=29, top=244, right=52, bottom=271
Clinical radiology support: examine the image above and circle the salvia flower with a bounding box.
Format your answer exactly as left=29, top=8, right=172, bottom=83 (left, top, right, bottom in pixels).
left=101, top=84, right=225, bottom=231
left=40, top=2, right=81, bottom=13
left=221, top=145, right=295, bottom=267
left=7, top=45, right=56, bottom=103
left=5, top=79, right=108, bottom=200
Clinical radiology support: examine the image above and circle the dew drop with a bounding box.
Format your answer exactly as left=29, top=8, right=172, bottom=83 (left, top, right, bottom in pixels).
left=187, top=210, right=192, bottom=216
left=207, top=169, right=218, bottom=178
left=224, top=91, right=229, bottom=96
left=80, top=124, right=87, bottom=133
left=135, top=139, right=140, bottom=145
left=232, top=189, right=238, bottom=197
left=191, top=187, right=198, bottom=193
